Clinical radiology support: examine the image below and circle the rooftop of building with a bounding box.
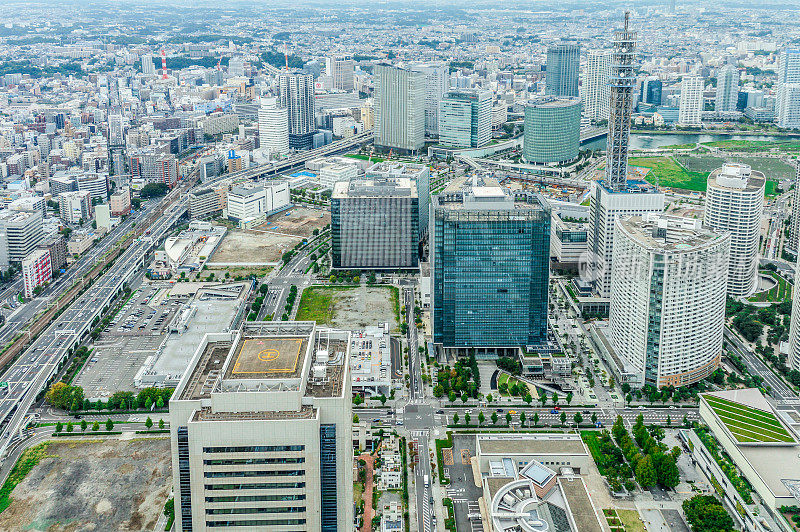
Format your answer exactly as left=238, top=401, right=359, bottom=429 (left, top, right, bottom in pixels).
left=595, top=178, right=661, bottom=195
left=708, top=163, right=766, bottom=192
left=224, top=335, right=308, bottom=380
left=617, top=213, right=728, bottom=253
left=365, top=161, right=428, bottom=177
left=333, top=177, right=417, bottom=199
left=477, top=434, right=587, bottom=456
left=436, top=174, right=549, bottom=213
left=193, top=405, right=316, bottom=422
left=526, top=96, right=582, bottom=109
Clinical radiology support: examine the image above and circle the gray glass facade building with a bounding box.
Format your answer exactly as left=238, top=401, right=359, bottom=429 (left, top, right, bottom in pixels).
left=523, top=97, right=582, bottom=164
left=431, top=177, right=551, bottom=352
left=331, top=178, right=419, bottom=269
left=545, top=43, right=581, bottom=98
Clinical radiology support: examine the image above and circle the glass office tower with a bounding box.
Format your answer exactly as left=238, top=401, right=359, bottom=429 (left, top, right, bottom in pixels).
left=431, top=176, right=551, bottom=356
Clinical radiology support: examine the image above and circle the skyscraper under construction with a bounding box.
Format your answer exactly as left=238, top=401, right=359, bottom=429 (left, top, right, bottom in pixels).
left=606, top=12, right=637, bottom=191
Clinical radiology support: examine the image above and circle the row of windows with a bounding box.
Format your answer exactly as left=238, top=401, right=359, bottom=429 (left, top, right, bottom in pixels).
left=203, top=446, right=304, bottom=454
left=204, top=458, right=305, bottom=466
left=207, top=519, right=306, bottom=527
left=206, top=495, right=306, bottom=503
left=206, top=506, right=305, bottom=515
left=205, top=482, right=305, bottom=491
left=204, top=470, right=304, bottom=478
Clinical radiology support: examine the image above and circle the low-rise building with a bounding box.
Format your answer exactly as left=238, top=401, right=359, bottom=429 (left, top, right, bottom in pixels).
left=350, top=324, right=392, bottom=397
left=110, top=186, right=131, bottom=216
left=58, top=190, right=93, bottom=224
left=226, top=181, right=290, bottom=228
left=22, top=248, right=52, bottom=298
left=37, top=235, right=67, bottom=274
left=318, top=162, right=359, bottom=189
left=67, top=231, right=96, bottom=256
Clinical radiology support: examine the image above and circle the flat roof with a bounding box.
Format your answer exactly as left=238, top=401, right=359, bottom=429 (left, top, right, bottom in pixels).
left=478, top=434, right=587, bottom=456
left=702, top=390, right=797, bottom=444
left=225, top=336, right=307, bottom=380
left=558, top=477, right=604, bottom=531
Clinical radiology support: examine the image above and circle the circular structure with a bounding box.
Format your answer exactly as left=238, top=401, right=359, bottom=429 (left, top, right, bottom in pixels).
left=522, top=97, right=581, bottom=165
left=257, top=349, right=280, bottom=362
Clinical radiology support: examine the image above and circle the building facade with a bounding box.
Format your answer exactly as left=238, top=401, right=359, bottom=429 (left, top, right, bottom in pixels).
left=703, top=164, right=765, bottom=296
left=789, top=161, right=800, bottom=255
left=58, top=190, right=93, bottom=225
left=327, top=55, right=355, bottom=92
left=438, top=89, right=492, bottom=148
left=609, top=214, right=729, bottom=387
left=373, top=64, right=425, bottom=152
left=258, top=97, right=290, bottom=158
left=331, top=178, right=419, bottom=269
left=522, top=97, right=581, bottom=164
left=278, top=72, right=316, bottom=138
left=715, top=65, right=740, bottom=113
left=545, top=43, right=580, bottom=98
left=583, top=50, right=612, bottom=121
left=169, top=322, right=353, bottom=532
left=678, top=76, right=704, bottom=127
left=22, top=248, right=52, bottom=299
left=365, top=162, right=430, bottom=241
left=410, top=62, right=450, bottom=137
left=0, top=210, right=43, bottom=262
left=431, top=176, right=550, bottom=355
left=776, top=48, right=800, bottom=129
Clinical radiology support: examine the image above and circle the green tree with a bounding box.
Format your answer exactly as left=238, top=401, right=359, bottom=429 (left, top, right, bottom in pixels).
left=80, top=419, right=87, bottom=432
left=653, top=453, right=680, bottom=489
left=539, top=393, right=548, bottom=407
left=519, top=411, right=526, bottom=427
left=591, top=412, right=598, bottom=424
left=682, top=495, right=734, bottom=532
left=158, top=418, right=165, bottom=429
left=54, top=422, right=63, bottom=433
left=505, top=412, right=512, bottom=425
left=486, top=393, right=493, bottom=403
left=491, top=412, right=498, bottom=425
left=66, top=421, right=73, bottom=432
left=533, top=412, right=539, bottom=426
left=552, top=392, right=559, bottom=406
left=453, top=413, right=460, bottom=425
left=448, top=390, right=457, bottom=403
left=565, top=392, right=573, bottom=405
left=573, top=412, right=583, bottom=425
left=92, top=421, right=99, bottom=432
left=105, top=418, right=114, bottom=431
left=145, top=417, right=153, bottom=430
left=464, top=413, right=471, bottom=425
left=478, top=411, right=485, bottom=425
left=560, top=412, right=567, bottom=425
left=635, top=455, right=657, bottom=489
left=353, top=414, right=359, bottom=424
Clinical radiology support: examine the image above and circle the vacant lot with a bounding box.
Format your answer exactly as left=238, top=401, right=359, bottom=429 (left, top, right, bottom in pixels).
left=675, top=155, right=790, bottom=194
left=254, top=206, right=330, bottom=238
left=296, top=285, right=399, bottom=331
left=0, top=438, right=171, bottom=531
left=628, top=156, right=709, bottom=192
left=211, top=228, right=301, bottom=264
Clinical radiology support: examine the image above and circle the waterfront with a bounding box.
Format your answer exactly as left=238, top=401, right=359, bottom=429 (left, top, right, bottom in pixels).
left=581, top=132, right=800, bottom=151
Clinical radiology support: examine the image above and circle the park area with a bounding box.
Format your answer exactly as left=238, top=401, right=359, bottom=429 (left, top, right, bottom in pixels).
left=748, top=271, right=792, bottom=303
left=700, top=138, right=800, bottom=153
left=704, top=394, right=795, bottom=443
left=0, top=438, right=171, bottom=531
left=629, top=154, right=789, bottom=194
left=295, top=285, right=400, bottom=331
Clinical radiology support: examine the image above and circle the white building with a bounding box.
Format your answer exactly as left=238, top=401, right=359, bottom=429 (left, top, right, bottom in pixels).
left=790, top=162, right=800, bottom=255
left=678, top=76, right=704, bottom=127
left=715, top=65, right=740, bottom=113
left=587, top=180, right=665, bottom=298
left=438, top=89, right=492, bottom=148
left=258, top=97, right=290, bottom=159
left=226, top=181, right=290, bottom=227
left=776, top=49, right=800, bottom=129
left=22, top=248, right=52, bottom=299
left=58, top=190, right=93, bottom=225
left=410, top=62, right=450, bottom=137
left=95, top=204, right=112, bottom=231
left=788, top=259, right=800, bottom=371
left=583, top=49, right=612, bottom=121
left=0, top=210, right=43, bottom=262
left=704, top=164, right=765, bottom=296
left=610, top=214, right=730, bottom=387
left=169, top=322, right=353, bottom=532
left=318, top=163, right=358, bottom=190
left=278, top=72, right=315, bottom=136
left=326, top=55, right=355, bottom=91
left=374, top=64, right=425, bottom=152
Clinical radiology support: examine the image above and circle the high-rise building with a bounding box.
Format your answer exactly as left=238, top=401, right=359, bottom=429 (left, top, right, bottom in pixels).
left=583, top=50, right=612, bottom=120
left=522, top=97, right=582, bottom=164
left=545, top=43, right=580, bottom=98
left=169, top=321, right=353, bottom=532
left=365, top=162, right=430, bottom=240
left=606, top=13, right=637, bottom=191
left=641, top=76, right=663, bottom=105
left=703, top=164, right=765, bottom=296
left=22, top=248, right=52, bottom=299
left=431, top=175, right=550, bottom=356
left=609, top=214, right=729, bottom=387
left=438, top=89, right=492, bottom=148
left=788, top=258, right=800, bottom=371
left=410, top=63, right=450, bottom=137
left=278, top=72, right=316, bottom=141
left=129, top=151, right=179, bottom=187
left=715, top=65, right=740, bottom=113
left=258, top=97, right=290, bottom=158
left=58, top=190, right=93, bottom=224
left=776, top=49, right=800, bottom=129
left=0, top=210, right=43, bottom=262
left=587, top=180, right=665, bottom=298
left=373, top=64, right=425, bottom=152
left=331, top=178, right=419, bottom=269
left=326, top=55, right=355, bottom=91
left=141, top=54, right=156, bottom=75
left=678, top=76, right=704, bottom=126
left=789, top=161, right=800, bottom=254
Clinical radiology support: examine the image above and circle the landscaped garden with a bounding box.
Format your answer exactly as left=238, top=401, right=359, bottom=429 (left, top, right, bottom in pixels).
left=703, top=394, right=795, bottom=443
left=748, top=270, right=792, bottom=303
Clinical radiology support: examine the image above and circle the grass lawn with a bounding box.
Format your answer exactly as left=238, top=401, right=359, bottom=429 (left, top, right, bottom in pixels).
left=661, top=143, right=696, bottom=150
left=617, top=509, right=647, bottom=532
left=676, top=155, right=791, bottom=195
left=497, top=373, right=536, bottom=397
left=435, top=432, right=453, bottom=485
left=748, top=271, right=792, bottom=303
left=701, top=139, right=800, bottom=152
left=295, top=286, right=335, bottom=323
left=704, top=394, right=795, bottom=443
left=628, top=156, right=709, bottom=191
left=580, top=431, right=609, bottom=475
left=0, top=442, right=54, bottom=513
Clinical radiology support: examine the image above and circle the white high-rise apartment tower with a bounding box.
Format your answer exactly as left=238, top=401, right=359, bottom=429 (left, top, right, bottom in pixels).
left=326, top=56, right=355, bottom=91
left=170, top=322, right=353, bottom=532
left=703, top=163, right=765, bottom=296
left=789, top=160, right=800, bottom=254
left=715, top=65, right=739, bottom=113
left=788, top=256, right=800, bottom=371
left=610, top=214, right=729, bottom=387
left=776, top=49, right=800, bottom=129
left=258, top=97, right=289, bottom=158
left=374, top=64, right=426, bottom=152
left=583, top=50, right=612, bottom=121
left=410, top=63, right=449, bottom=137
left=678, top=76, right=704, bottom=126
left=278, top=72, right=315, bottom=135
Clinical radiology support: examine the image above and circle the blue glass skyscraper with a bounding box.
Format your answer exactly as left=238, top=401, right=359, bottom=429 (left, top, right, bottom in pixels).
left=431, top=176, right=551, bottom=356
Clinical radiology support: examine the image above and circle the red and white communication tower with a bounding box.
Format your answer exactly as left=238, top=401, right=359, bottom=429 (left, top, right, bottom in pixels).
left=160, top=49, right=168, bottom=79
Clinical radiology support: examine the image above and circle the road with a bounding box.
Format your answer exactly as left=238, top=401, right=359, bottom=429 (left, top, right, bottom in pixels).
left=0, top=193, right=188, bottom=458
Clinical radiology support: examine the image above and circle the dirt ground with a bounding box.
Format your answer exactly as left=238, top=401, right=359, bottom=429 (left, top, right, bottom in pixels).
left=297, top=285, right=399, bottom=331
left=0, top=438, right=171, bottom=532
left=254, top=207, right=330, bottom=238
left=211, top=228, right=300, bottom=263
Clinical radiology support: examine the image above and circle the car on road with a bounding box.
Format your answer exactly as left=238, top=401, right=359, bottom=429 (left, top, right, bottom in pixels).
left=550, top=409, right=560, bottom=414
left=436, top=410, right=444, bottom=414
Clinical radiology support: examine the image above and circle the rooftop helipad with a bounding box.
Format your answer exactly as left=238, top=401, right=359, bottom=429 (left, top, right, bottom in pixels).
left=225, top=336, right=307, bottom=379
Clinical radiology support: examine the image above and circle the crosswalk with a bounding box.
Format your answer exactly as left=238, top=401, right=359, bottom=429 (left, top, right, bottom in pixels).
left=468, top=502, right=484, bottom=532
left=421, top=485, right=432, bottom=532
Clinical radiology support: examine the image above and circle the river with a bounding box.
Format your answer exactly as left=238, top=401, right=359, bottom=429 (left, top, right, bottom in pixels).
left=580, top=132, right=798, bottom=152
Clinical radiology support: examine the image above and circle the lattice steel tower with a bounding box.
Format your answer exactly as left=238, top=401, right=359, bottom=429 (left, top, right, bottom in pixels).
left=606, top=12, right=637, bottom=191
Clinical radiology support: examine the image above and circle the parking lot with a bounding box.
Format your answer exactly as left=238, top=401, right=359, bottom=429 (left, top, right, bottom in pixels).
left=73, top=284, right=182, bottom=397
